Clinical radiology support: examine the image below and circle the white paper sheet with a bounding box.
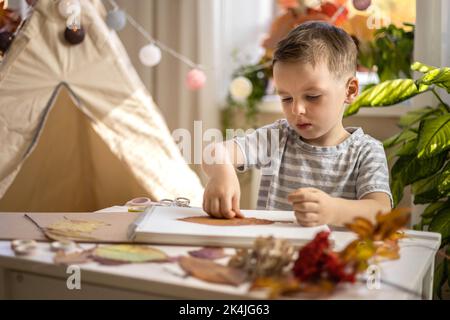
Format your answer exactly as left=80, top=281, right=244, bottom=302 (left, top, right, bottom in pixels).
left=133, top=206, right=330, bottom=247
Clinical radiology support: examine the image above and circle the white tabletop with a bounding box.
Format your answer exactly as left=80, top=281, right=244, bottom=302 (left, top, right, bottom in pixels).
left=0, top=206, right=441, bottom=299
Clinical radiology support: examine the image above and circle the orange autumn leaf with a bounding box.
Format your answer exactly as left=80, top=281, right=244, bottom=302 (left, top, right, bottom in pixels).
left=251, top=275, right=301, bottom=299
left=374, top=241, right=400, bottom=261
left=345, top=217, right=374, bottom=239
left=374, top=208, right=410, bottom=241
left=179, top=256, right=247, bottom=286
left=251, top=276, right=336, bottom=299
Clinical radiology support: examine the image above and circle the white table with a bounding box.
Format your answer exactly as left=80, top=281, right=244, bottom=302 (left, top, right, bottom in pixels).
left=0, top=206, right=441, bottom=300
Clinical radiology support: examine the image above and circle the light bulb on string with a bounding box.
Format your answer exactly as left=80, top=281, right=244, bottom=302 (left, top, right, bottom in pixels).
left=186, top=68, right=206, bottom=90
left=106, top=8, right=126, bottom=31
left=58, top=0, right=80, bottom=17
left=139, top=43, right=162, bottom=67
left=352, top=0, right=371, bottom=11
left=58, top=0, right=81, bottom=31
left=229, top=76, right=253, bottom=101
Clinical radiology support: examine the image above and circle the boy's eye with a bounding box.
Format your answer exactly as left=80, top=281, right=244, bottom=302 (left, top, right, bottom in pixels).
left=281, top=97, right=292, bottom=103
left=306, top=95, right=321, bottom=101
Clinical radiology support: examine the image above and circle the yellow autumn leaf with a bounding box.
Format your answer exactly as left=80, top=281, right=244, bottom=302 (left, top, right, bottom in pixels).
left=93, top=245, right=168, bottom=264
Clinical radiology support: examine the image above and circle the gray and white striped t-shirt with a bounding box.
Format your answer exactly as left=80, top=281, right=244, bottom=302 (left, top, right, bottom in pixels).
left=234, top=119, right=393, bottom=210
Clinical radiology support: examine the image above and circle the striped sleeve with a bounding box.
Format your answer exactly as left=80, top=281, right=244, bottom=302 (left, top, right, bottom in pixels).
left=356, top=140, right=393, bottom=208
left=233, top=119, right=286, bottom=172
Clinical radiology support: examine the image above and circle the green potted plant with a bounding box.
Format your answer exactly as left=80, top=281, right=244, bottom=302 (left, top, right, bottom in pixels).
left=345, top=61, right=450, bottom=299
left=358, top=23, right=414, bottom=83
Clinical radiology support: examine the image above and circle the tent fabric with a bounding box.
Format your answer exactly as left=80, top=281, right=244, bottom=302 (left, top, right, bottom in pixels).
left=0, top=0, right=204, bottom=211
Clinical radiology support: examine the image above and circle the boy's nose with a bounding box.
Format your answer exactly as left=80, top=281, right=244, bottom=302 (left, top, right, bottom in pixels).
left=292, top=101, right=306, bottom=115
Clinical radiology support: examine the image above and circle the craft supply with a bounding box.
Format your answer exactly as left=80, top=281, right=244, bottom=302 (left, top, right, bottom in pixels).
left=11, top=239, right=37, bottom=255
left=50, top=240, right=76, bottom=252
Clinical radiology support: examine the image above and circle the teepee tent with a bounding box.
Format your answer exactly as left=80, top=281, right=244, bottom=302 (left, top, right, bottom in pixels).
left=0, top=0, right=204, bottom=211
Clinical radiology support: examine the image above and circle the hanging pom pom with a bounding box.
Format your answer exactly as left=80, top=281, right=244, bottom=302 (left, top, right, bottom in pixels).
left=186, top=68, right=206, bottom=90
left=58, top=0, right=80, bottom=18
left=229, top=76, right=253, bottom=101
left=352, top=0, right=371, bottom=11
left=64, top=25, right=85, bottom=45
left=139, top=43, right=162, bottom=67
left=106, top=9, right=127, bottom=31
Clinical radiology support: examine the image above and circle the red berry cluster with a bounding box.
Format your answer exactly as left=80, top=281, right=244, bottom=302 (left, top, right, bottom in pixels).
left=293, top=231, right=355, bottom=283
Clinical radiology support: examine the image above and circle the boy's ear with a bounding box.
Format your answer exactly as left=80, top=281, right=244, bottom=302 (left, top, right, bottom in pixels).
left=344, top=76, right=359, bottom=104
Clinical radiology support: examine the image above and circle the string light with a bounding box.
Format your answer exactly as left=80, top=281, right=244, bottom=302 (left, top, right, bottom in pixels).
left=229, top=76, right=253, bottom=101
left=105, top=0, right=202, bottom=70
left=58, top=0, right=81, bottom=31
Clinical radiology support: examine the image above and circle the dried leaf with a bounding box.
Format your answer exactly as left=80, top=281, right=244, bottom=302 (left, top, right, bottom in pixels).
left=344, top=217, right=374, bottom=239
left=53, top=249, right=93, bottom=265
left=375, top=241, right=400, bottom=261
left=251, top=275, right=300, bottom=299
left=179, top=256, right=247, bottom=286
left=188, top=247, right=227, bottom=260
left=44, top=229, right=100, bottom=242
left=229, top=236, right=294, bottom=279
left=44, top=218, right=110, bottom=241
left=178, top=216, right=274, bottom=226
left=92, top=245, right=168, bottom=265
left=374, top=208, right=411, bottom=241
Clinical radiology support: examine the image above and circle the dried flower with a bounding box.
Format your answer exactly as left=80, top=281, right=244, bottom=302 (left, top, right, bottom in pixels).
left=292, top=231, right=356, bottom=283
left=228, top=236, right=294, bottom=279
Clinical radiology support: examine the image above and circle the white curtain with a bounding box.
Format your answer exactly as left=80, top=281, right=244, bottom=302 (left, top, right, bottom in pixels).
left=114, top=0, right=274, bottom=181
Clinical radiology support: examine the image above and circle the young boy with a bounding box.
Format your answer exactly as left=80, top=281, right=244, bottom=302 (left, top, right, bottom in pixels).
left=202, top=22, right=392, bottom=227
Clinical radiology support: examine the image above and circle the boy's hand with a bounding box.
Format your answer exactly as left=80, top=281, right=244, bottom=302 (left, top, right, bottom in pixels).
left=202, top=166, right=244, bottom=219
left=287, top=187, right=336, bottom=227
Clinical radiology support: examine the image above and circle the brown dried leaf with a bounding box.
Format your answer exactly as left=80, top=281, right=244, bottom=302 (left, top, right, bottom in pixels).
left=251, top=275, right=301, bottom=299
left=344, top=217, right=374, bottom=239
left=178, top=216, right=274, bottom=226
left=53, top=249, right=93, bottom=265
left=188, top=247, right=227, bottom=260
left=179, top=256, right=247, bottom=286
left=374, top=241, right=400, bottom=261
left=374, top=208, right=410, bottom=241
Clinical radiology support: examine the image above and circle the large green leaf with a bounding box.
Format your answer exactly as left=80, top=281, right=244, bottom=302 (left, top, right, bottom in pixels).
left=412, top=171, right=441, bottom=195
left=416, top=115, right=450, bottom=158
left=418, top=67, right=450, bottom=93
left=413, top=190, right=445, bottom=205
left=396, top=139, right=418, bottom=156
left=438, top=161, right=450, bottom=195
left=433, top=260, right=447, bottom=299
left=411, top=61, right=437, bottom=74
left=390, top=179, right=405, bottom=207
left=447, top=247, right=450, bottom=288
left=383, top=129, right=417, bottom=149
left=344, top=79, right=429, bottom=117
left=421, top=200, right=449, bottom=218
left=398, top=106, right=444, bottom=128
left=429, top=207, right=450, bottom=241
left=391, top=153, right=446, bottom=205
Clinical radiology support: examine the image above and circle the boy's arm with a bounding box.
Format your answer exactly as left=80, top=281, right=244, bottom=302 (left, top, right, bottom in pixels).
left=202, top=140, right=245, bottom=175
left=201, top=141, right=245, bottom=218
left=288, top=188, right=392, bottom=227
left=330, top=192, right=392, bottom=226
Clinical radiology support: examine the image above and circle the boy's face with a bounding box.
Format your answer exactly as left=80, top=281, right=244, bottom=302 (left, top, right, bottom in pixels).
left=273, top=60, right=358, bottom=145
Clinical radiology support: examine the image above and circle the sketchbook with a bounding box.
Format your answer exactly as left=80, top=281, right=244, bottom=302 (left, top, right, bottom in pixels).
left=130, top=206, right=330, bottom=248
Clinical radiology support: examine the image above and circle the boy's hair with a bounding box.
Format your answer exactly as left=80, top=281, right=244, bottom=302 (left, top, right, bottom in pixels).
left=273, top=21, right=357, bottom=78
